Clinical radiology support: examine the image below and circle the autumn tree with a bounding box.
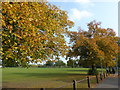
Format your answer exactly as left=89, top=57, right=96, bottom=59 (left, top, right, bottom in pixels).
left=67, top=21, right=118, bottom=74
left=54, top=60, right=66, bottom=67
left=67, top=59, right=78, bottom=68
left=0, top=60, right=2, bottom=66
left=45, top=60, right=54, bottom=67
left=2, top=2, right=74, bottom=67
left=117, top=38, right=120, bottom=67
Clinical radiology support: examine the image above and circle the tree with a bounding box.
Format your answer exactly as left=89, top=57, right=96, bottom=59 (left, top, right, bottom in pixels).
left=67, top=59, right=78, bottom=68
left=2, top=2, right=74, bottom=67
left=54, top=60, right=66, bottom=67
left=67, top=59, right=73, bottom=67
left=0, top=60, right=2, bottom=67
left=45, top=60, right=54, bottom=67
left=67, top=21, right=118, bottom=73
left=117, top=38, right=120, bottom=68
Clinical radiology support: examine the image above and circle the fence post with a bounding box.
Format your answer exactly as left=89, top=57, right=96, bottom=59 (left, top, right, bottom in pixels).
left=41, top=88, right=45, bottom=90
left=87, top=76, right=90, bottom=88
left=73, top=80, right=77, bottom=90
left=96, top=74, right=99, bottom=84
left=103, top=73, right=105, bottom=79
left=106, top=72, right=108, bottom=77
left=100, top=73, right=102, bottom=80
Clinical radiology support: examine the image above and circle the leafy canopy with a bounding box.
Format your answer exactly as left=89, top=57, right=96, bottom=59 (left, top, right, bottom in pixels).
left=67, top=21, right=118, bottom=67
left=2, top=2, right=74, bottom=67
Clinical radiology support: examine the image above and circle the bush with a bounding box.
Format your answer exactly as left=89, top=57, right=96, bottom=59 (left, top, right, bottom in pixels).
left=88, top=68, right=98, bottom=75
left=30, top=65, right=38, bottom=67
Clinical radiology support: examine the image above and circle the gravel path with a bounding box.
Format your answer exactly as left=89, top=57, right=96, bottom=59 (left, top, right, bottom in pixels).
left=96, top=73, right=119, bottom=88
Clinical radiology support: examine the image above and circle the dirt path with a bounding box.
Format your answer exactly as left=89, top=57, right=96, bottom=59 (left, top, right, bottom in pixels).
left=96, top=73, right=119, bottom=88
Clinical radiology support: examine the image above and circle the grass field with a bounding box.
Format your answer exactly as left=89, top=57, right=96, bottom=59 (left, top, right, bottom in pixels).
left=2, top=67, right=105, bottom=88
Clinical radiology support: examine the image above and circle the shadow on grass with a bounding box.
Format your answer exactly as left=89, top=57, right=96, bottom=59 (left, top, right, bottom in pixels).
left=12, top=72, right=67, bottom=78
left=66, top=70, right=88, bottom=72
left=68, top=73, right=87, bottom=76
left=12, top=72, right=88, bottom=78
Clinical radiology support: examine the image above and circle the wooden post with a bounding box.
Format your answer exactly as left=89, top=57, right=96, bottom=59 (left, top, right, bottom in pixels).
left=41, top=88, right=45, bottom=90
left=100, top=73, right=102, bottom=80
left=87, top=76, right=90, bottom=88
left=106, top=72, right=108, bottom=77
left=73, top=80, right=77, bottom=90
left=103, top=73, right=105, bottom=79
left=96, top=74, right=99, bottom=84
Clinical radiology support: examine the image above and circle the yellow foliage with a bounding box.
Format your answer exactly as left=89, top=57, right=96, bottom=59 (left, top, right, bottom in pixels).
left=2, top=2, right=74, bottom=66
left=67, top=21, right=118, bottom=67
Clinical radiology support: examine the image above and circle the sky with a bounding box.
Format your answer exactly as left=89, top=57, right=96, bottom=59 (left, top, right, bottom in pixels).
left=48, top=0, right=118, bottom=36
left=46, top=0, right=119, bottom=63
left=36, top=0, right=119, bottom=64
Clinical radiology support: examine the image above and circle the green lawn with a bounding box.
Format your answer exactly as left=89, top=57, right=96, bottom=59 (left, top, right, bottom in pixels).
left=2, top=67, right=105, bottom=88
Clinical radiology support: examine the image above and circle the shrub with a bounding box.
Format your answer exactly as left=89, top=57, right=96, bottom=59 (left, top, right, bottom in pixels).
left=88, top=68, right=98, bottom=75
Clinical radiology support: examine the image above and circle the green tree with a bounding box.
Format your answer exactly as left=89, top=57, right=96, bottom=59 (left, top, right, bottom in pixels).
left=54, top=60, right=66, bottom=67
left=45, top=60, right=54, bottom=67
left=2, top=2, right=74, bottom=67
left=0, top=60, right=1, bottom=64
left=67, top=59, right=77, bottom=68
left=67, top=21, right=118, bottom=73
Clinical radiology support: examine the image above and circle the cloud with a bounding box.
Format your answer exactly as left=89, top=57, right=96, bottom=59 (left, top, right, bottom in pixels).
left=69, top=8, right=93, bottom=21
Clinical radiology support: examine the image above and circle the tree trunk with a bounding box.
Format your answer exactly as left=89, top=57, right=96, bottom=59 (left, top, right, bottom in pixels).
left=91, top=64, right=96, bottom=70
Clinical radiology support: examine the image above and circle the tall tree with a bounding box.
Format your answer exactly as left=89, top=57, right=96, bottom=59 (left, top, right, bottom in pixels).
left=54, top=60, right=66, bottom=67
left=45, top=60, right=54, bottom=67
left=2, top=2, right=74, bottom=67
left=67, top=59, right=77, bottom=68
left=67, top=21, right=118, bottom=71
left=117, top=38, right=120, bottom=67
